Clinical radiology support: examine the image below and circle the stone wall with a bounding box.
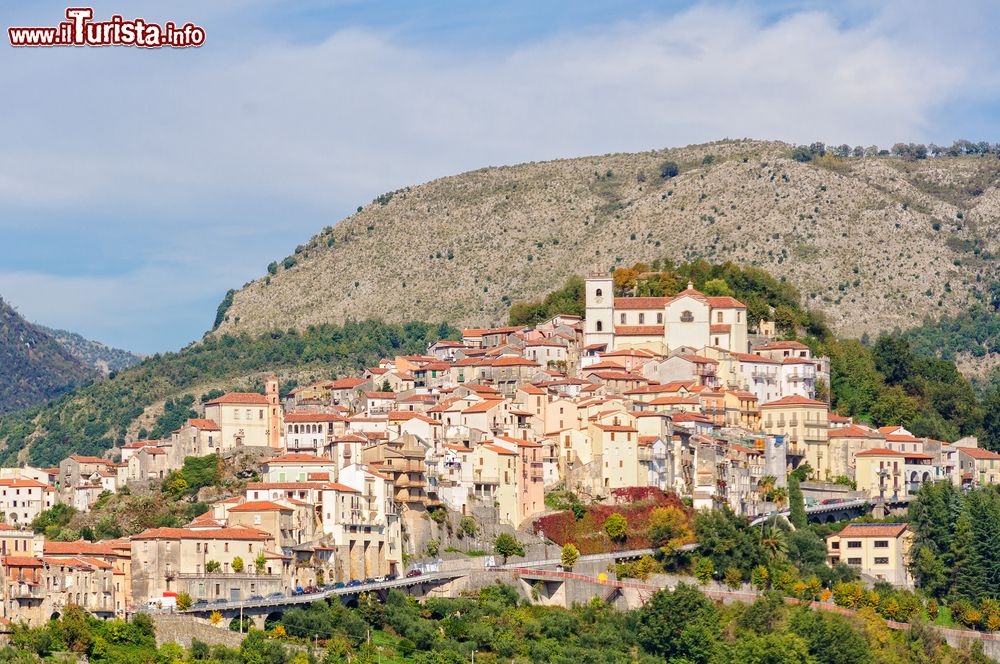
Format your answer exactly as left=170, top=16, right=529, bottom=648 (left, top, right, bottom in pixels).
left=152, top=614, right=245, bottom=650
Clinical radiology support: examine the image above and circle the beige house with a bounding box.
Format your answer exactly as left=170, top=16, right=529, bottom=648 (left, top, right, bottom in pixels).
left=204, top=378, right=283, bottom=450
left=262, top=453, right=337, bottom=483
left=760, top=396, right=828, bottom=476
left=854, top=448, right=906, bottom=500
left=827, top=523, right=912, bottom=587
left=958, top=447, right=1000, bottom=487
left=226, top=501, right=297, bottom=550
left=827, top=424, right=885, bottom=479
left=0, top=479, right=53, bottom=528
left=130, top=526, right=286, bottom=604
left=169, top=418, right=221, bottom=466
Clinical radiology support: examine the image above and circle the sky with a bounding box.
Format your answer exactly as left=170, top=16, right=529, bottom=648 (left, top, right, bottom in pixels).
left=1, top=0, right=998, bottom=354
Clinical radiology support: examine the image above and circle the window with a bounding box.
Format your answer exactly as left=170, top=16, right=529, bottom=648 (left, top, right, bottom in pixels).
left=681, top=310, right=694, bottom=322
left=620, top=313, right=626, bottom=324
left=847, top=558, right=862, bottom=565
left=831, top=541, right=839, bottom=549
left=874, top=540, right=889, bottom=548
left=657, top=312, right=663, bottom=324
left=847, top=541, right=862, bottom=548
left=639, top=313, right=645, bottom=324
left=717, top=312, right=723, bottom=323
left=874, top=557, right=889, bottom=565
left=259, top=409, right=264, bottom=419
left=596, top=321, right=603, bottom=332
left=595, top=288, right=602, bottom=298
left=737, top=311, right=741, bottom=323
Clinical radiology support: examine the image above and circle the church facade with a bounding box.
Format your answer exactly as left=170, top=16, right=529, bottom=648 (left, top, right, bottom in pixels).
left=584, top=275, right=748, bottom=355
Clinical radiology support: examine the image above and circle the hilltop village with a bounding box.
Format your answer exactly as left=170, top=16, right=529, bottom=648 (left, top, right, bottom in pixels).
left=0, top=277, right=992, bottom=625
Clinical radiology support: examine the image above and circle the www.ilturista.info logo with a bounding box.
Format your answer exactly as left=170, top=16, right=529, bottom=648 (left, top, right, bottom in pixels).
left=8, top=8, right=205, bottom=48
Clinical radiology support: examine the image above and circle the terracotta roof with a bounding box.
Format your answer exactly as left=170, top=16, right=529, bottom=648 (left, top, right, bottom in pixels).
left=187, top=418, right=221, bottom=430
left=285, top=413, right=345, bottom=423
left=761, top=395, right=827, bottom=408
left=2, top=556, right=42, bottom=567
left=482, top=444, right=517, bottom=455
left=709, top=324, right=731, bottom=334
left=758, top=341, right=810, bottom=350
left=836, top=523, right=908, bottom=539
left=132, top=526, right=273, bottom=541
left=705, top=296, right=746, bottom=308
left=615, top=325, right=665, bottom=336
left=228, top=500, right=293, bottom=513
left=68, top=455, right=110, bottom=464
left=855, top=448, right=905, bottom=457
left=205, top=392, right=270, bottom=405
left=462, top=399, right=504, bottom=414
left=828, top=424, right=883, bottom=439
left=959, top=447, right=1000, bottom=460
left=329, top=378, right=368, bottom=389
left=613, top=297, right=671, bottom=309
left=519, top=384, right=545, bottom=395
left=364, top=391, right=396, bottom=399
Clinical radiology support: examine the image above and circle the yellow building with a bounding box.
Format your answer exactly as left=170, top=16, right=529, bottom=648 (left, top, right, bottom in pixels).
left=760, top=395, right=828, bottom=477
left=827, top=523, right=912, bottom=587
left=958, top=447, right=1000, bottom=487
left=854, top=448, right=905, bottom=500
left=723, top=390, right=760, bottom=429
left=204, top=378, right=283, bottom=450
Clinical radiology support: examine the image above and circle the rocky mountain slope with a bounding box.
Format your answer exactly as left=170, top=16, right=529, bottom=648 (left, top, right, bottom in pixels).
left=37, top=325, right=143, bottom=375
left=0, top=297, right=95, bottom=413
left=214, top=139, right=998, bottom=340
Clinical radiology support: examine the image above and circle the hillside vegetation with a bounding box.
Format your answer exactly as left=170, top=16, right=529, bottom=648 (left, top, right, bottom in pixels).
left=37, top=325, right=143, bottom=375
left=215, top=139, right=999, bottom=341
left=0, top=297, right=94, bottom=414
left=0, top=320, right=454, bottom=467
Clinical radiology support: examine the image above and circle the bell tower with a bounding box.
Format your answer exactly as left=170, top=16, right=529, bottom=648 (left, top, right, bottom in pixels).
left=265, top=375, right=283, bottom=449
left=585, top=274, right=615, bottom=350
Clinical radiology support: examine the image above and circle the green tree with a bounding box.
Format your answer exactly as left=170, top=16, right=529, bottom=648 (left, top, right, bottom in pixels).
left=493, top=533, right=524, bottom=564
left=788, top=476, right=807, bottom=529
left=561, top=543, right=580, bottom=570
left=254, top=552, right=267, bottom=574
left=636, top=583, right=721, bottom=662
left=231, top=556, right=244, bottom=573
left=724, top=566, right=743, bottom=590
left=729, top=631, right=815, bottom=664
left=602, top=513, right=628, bottom=544
left=695, top=557, right=715, bottom=584
left=694, top=507, right=768, bottom=576
left=176, top=592, right=192, bottom=611
left=702, top=278, right=734, bottom=297
left=205, top=560, right=221, bottom=573
left=750, top=565, right=770, bottom=591
left=647, top=505, right=692, bottom=553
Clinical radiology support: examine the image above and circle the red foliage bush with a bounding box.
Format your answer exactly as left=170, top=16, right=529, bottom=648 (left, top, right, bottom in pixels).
left=533, top=488, right=690, bottom=554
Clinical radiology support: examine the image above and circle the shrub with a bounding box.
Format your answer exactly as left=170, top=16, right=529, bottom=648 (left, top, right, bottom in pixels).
left=694, top=557, right=714, bottom=585
left=724, top=567, right=743, bottom=590
left=659, top=161, right=679, bottom=179
left=603, top=513, right=628, bottom=543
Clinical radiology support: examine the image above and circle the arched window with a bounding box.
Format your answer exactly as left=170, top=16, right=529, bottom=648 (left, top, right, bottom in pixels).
left=638, top=313, right=645, bottom=324
left=681, top=310, right=694, bottom=322
left=657, top=312, right=663, bottom=324
left=595, top=288, right=603, bottom=298
left=596, top=320, right=603, bottom=331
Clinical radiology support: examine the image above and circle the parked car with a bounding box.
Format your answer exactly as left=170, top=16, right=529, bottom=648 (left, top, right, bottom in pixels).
left=346, top=579, right=362, bottom=588
left=374, top=575, right=386, bottom=583
left=363, top=578, right=375, bottom=585
left=406, top=569, right=423, bottom=578
left=193, top=599, right=209, bottom=608
left=267, top=592, right=284, bottom=599
left=386, top=573, right=398, bottom=581
left=292, top=587, right=305, bottom=596
left=249, top=595, right=264, bottom=602
left=333, top=582, right=346, bottom=589
left=821, top=498, right=845, bottom=505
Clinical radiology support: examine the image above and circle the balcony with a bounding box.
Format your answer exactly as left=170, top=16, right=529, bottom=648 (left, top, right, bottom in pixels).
left=394, top=476, right=425, bottom=488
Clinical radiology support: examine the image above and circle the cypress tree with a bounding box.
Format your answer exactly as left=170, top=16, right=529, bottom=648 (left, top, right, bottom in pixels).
left=789, top=476, right=807, bottom=530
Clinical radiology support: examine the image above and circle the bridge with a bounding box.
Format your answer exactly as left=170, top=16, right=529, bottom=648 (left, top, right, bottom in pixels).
left=175, top=547, right=657, bottom=628
left=749, top=495, right=913, bottom=526
left=181, top=571, right=465, bottom=628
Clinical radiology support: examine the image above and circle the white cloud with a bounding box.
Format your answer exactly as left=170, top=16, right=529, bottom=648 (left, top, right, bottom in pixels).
left=0, top=1, right=985, bottom=348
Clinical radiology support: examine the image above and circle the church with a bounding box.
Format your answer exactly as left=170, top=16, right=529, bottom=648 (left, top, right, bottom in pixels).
left=583, top=274, right=748, bottom=354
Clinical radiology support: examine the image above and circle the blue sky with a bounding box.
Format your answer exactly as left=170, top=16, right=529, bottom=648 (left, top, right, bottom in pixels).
left=1, top=0, right=998, bottom=354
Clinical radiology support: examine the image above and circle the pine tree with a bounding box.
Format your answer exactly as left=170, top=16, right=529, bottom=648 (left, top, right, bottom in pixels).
left=788, top=476, right=807, bottom=530
left=952, top=507, right=974, bottom=598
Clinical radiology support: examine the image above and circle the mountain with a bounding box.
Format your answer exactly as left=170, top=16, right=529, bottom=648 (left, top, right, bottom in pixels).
left=213, top=139, right=998, bottom=341
left=37, top=325, right=143, bottom=376
left=0, top=297, right=95, bottom=413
